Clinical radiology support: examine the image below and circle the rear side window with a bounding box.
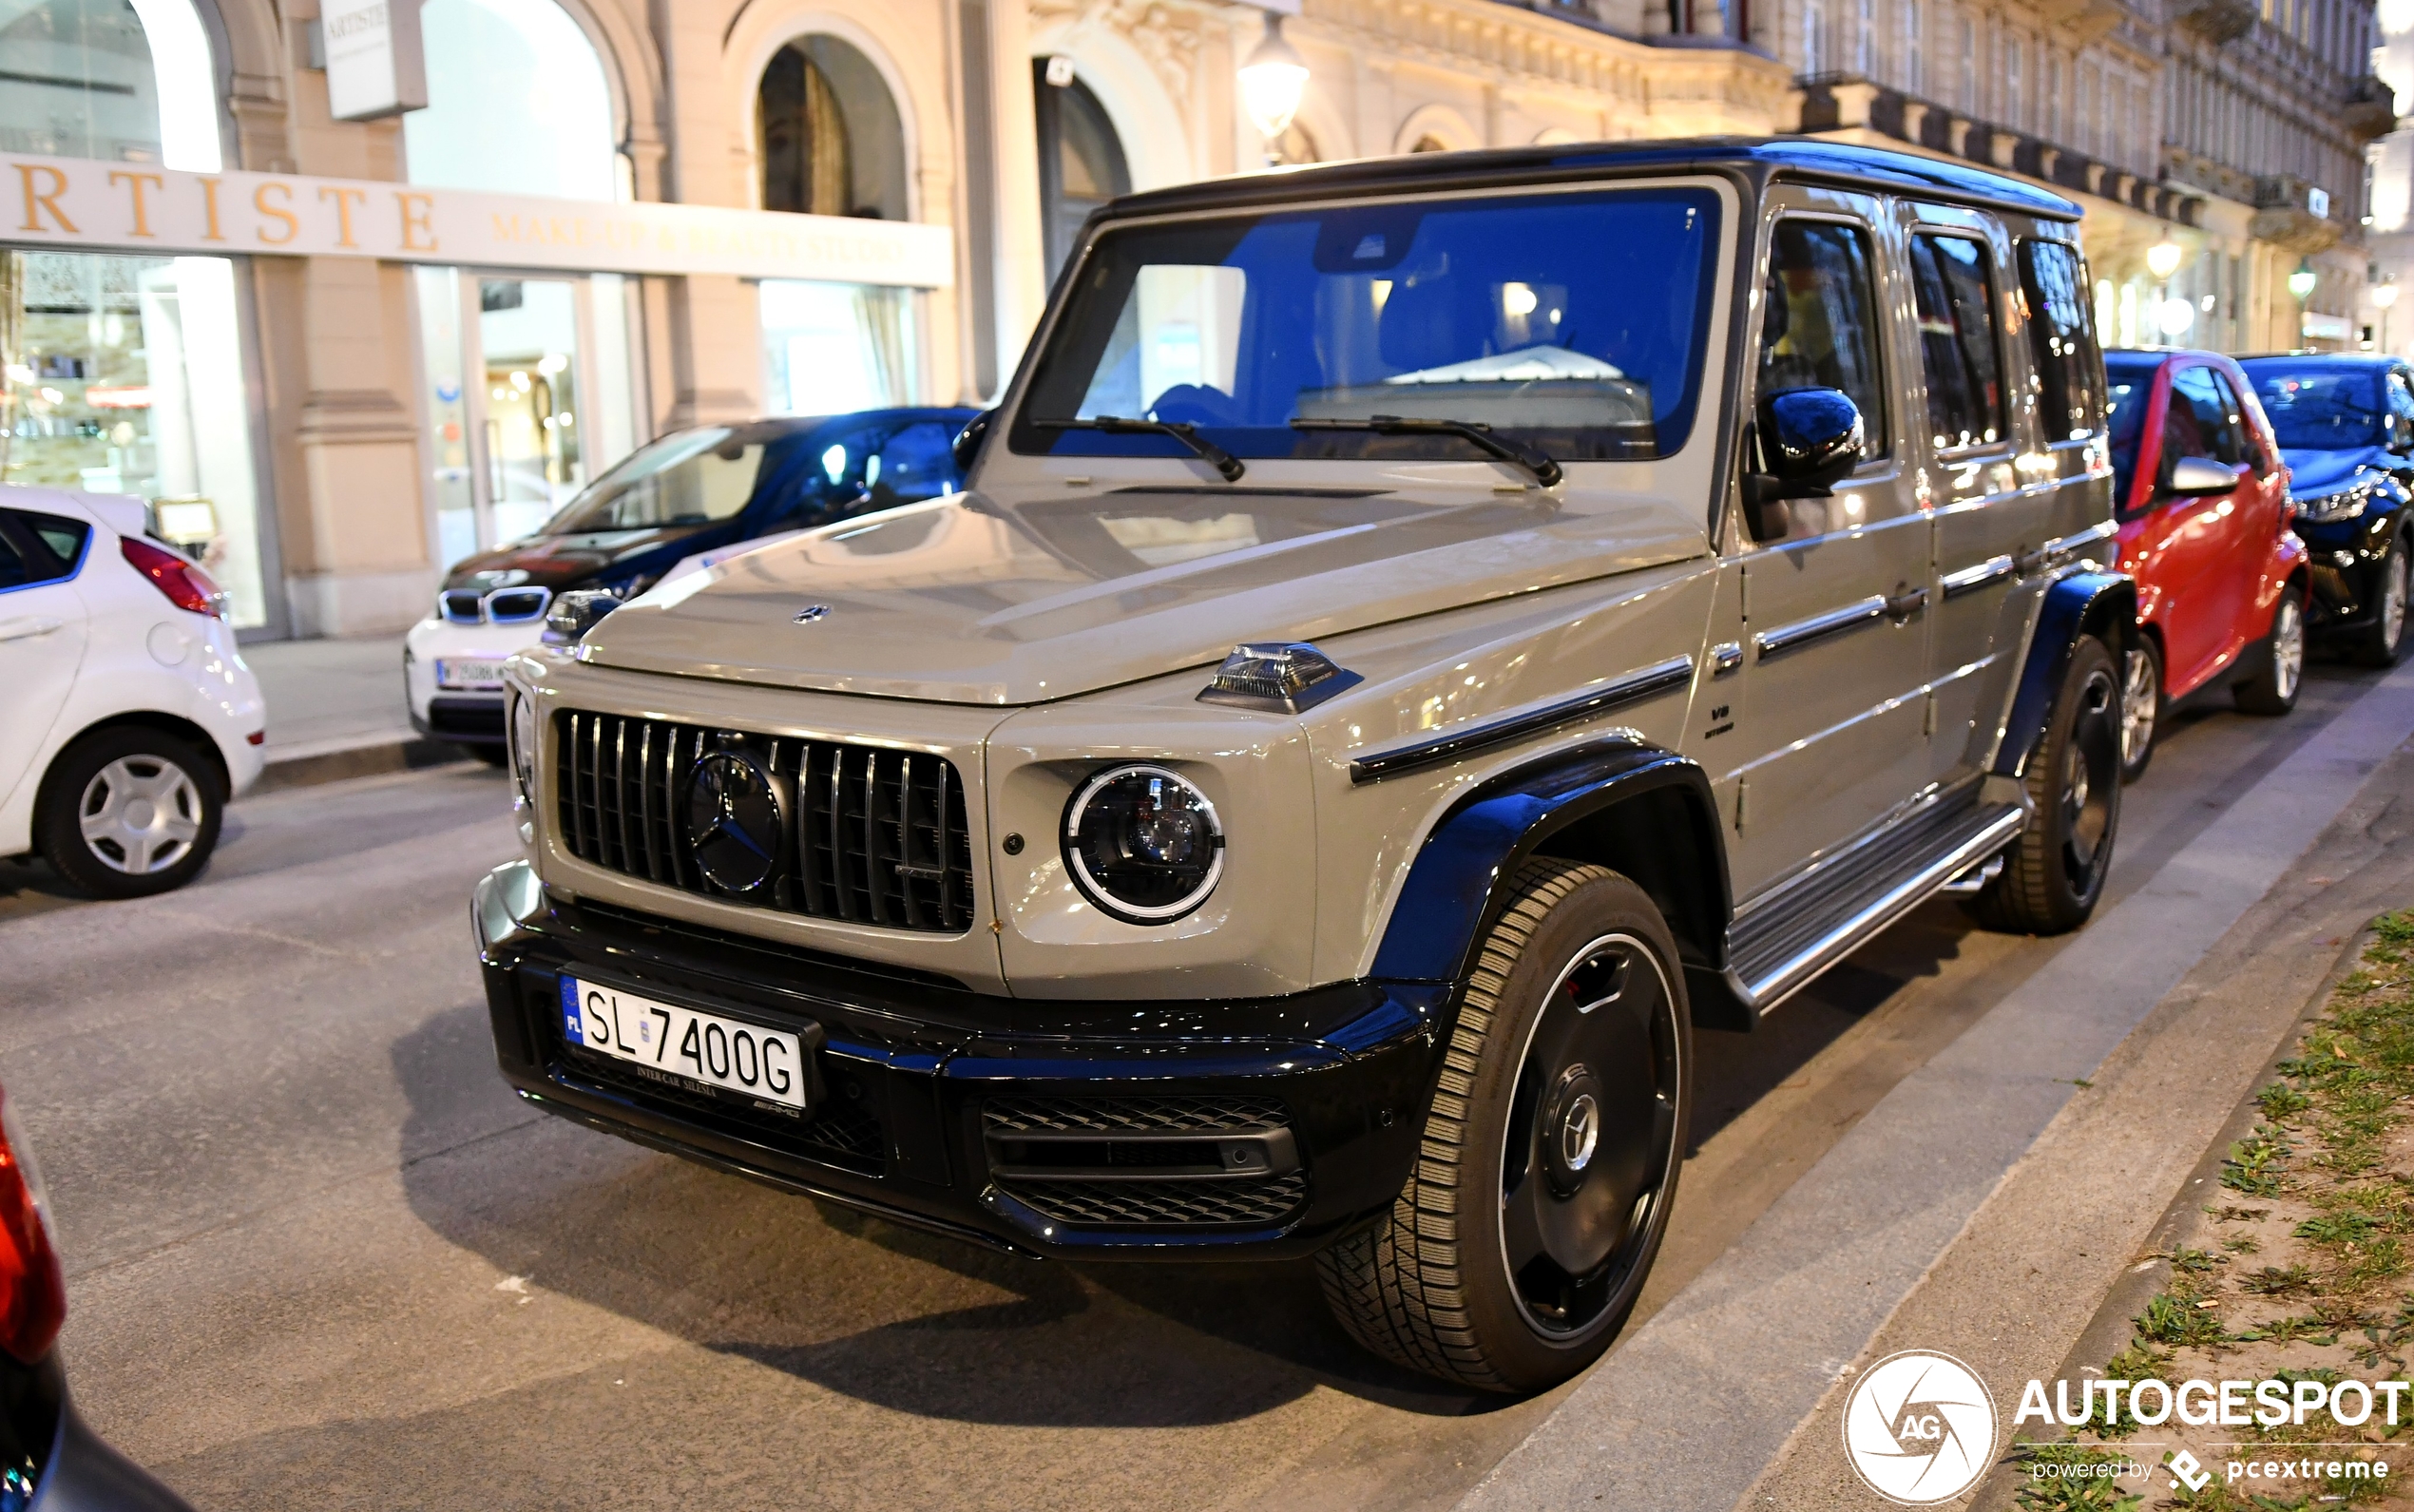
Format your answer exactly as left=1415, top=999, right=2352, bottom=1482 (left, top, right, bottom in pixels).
left=0, top=508, right=90, bottom=587
left=2018, top=239, right=2104, bottom=441
left=1760, top=220, right=1888, bottom=458
left=1908, top=234, right=2005, bottom=451
left=0, top=533, right=26, bottom=592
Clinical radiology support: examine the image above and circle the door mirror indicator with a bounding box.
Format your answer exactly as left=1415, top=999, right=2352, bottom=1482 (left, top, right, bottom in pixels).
left=1742, top=388, right=1865, bottom=540
left=2166, top=455, right=2244, bottom=497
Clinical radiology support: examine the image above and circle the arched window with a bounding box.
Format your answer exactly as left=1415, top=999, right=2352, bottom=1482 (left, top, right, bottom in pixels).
left=1034, top=67, right=1129, bottom=278
left=405, top=0, right=616, bottom=200
left=0, top=0, right=215, bottom=170
left=758, top=36, right=909, bottom=220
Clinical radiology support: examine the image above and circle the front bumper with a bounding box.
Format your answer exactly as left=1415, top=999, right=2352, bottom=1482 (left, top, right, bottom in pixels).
left=471, top=863, right=1443, bottom=1258
left=2295, top=509, right=2402, bottom=634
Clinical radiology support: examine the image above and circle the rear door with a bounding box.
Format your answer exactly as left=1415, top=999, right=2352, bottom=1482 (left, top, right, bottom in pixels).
left=1707, top=183, right=1930, bottom=899
left=1914, top=214, right=2073, bottom=791
left=0, top=510, right=93, bottom=814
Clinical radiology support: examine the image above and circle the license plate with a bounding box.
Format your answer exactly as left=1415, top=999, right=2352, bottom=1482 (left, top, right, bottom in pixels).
left=559, top=976, right=812, bottom=1113
left=436, top=658, right=509, bottom=691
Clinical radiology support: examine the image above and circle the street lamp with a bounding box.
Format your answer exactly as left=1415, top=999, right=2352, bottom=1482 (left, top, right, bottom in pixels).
left=2147, top=233, right=2186, bottom=345
left=2146, top=236, right=2185, bottom=281
left=2289, top=259, right=2319, bottom=303
left=2375, top=278, right=2399, bottom=354
left=1239, top=12, right=1310, bottom=160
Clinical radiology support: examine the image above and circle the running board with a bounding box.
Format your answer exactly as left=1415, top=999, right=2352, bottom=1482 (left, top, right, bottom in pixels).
left=1723, top=795, right=2027, bottom=1015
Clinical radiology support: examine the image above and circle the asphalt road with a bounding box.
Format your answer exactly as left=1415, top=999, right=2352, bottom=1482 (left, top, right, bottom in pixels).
left=0, top=660, right=2395, bottom=1512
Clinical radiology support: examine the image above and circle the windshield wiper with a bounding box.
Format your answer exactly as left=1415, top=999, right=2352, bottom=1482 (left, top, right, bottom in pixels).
left=1290, top=416, right=1563, bottom=487
left=1039, top=416, right=1244, bottom=482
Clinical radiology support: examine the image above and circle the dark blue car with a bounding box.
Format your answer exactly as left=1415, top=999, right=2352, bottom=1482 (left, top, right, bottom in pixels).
left=2236, top=354, right=2414, bottom=665
left=408, top=407, right=977, bottom=752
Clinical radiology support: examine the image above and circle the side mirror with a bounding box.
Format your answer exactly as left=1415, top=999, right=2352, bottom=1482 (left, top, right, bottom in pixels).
left=952, top=410, right=995, bottom=474
left=545, top=588, right=623, bottom=644
left=1742, top=388, right=1864, bottom=538
left=2165, top=455, right=2244, bottom=497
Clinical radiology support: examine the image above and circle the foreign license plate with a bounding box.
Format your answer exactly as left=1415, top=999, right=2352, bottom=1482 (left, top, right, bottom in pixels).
left=560, top=976, right=812, bottom=1113
left=436, top=658, right=509, bottom=691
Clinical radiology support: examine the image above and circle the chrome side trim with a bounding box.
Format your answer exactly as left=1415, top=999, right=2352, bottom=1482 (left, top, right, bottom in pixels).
left=2043, top=518, right=2118, bottom=563
left=1348, top=655, right=1695, bottom=784
left=1753, top=595, right=1887, bottom=661
left=1940, top=554, right=2016, bottom=598
left=1732, top=805, right=2025, bottom=1012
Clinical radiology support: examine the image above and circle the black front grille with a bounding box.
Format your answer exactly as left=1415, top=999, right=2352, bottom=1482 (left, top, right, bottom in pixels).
left=1002, top=1173, right=1308, bottom=1227
left=984, top=1095, right=1289, bottom=1136
left=554, top=710, right=975, bottom=933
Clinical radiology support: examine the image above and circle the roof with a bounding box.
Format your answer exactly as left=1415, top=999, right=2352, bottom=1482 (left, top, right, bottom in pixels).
left=2235, top=353, right=2404, bottom=369
left=1103, top=136, right=2083, bottom=225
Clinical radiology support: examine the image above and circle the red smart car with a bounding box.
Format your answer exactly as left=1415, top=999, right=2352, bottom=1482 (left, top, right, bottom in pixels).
left=2103, top=349, right=2310, bottom=780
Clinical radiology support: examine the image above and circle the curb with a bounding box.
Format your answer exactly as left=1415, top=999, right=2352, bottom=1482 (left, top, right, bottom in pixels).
left=252, top=736, right=477, bottom=795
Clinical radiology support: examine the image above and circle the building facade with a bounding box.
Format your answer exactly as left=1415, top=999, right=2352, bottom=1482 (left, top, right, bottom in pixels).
left=0, top=0, right=2385, bottom=641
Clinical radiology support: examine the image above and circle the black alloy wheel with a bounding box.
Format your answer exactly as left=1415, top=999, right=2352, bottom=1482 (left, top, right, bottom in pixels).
left=1317, top=860, right=1690, bottom=1392
left=2356, top=540, right=2409, bottom=668
left=1968, top=635, right=2121, bottom=935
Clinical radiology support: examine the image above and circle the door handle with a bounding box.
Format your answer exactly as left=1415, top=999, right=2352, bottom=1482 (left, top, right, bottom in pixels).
left=0, top=616, right=62, bottom=643
left=1753, top=595, right=1887, bottom=661
left=1884, top=586, right=1928, bottom=622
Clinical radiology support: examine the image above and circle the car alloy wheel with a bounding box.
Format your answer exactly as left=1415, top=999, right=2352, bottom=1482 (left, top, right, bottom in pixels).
left=2118, top=642, right=2160, bottom=783
left=1498, top=932, right=1682, bottom=1337
left=79, top=755, right=205, bottom=875
left=2359, top=545, right=2409, bottom=668
left=1316, top=860, right=1690, bottom=1392
left=2271, top=594, right=2306, bottom=703
left=2057, top=660, right=2119, bottom=897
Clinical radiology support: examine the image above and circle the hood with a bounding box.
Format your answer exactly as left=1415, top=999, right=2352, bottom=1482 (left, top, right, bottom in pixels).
left=580, top=486, right=1709, bottom=704
left=443, top=523, right=717, bottom=590
left=2282, top=444, right=2394, bottom=503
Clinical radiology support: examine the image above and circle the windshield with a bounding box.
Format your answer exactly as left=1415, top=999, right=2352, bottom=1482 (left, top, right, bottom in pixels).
left=539, top=423, right=794, bottom=534
left=2249, top=370, right=2384, bottom=451
left=1010, top=187, right=1723, bottom=466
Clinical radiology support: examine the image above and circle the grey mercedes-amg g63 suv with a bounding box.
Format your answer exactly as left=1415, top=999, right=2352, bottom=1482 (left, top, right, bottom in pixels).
left=471, top=138, right=2131, bottom=1392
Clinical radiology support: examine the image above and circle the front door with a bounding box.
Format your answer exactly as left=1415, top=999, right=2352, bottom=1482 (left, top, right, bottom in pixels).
left=1705, top=186, right=1931, bottom=900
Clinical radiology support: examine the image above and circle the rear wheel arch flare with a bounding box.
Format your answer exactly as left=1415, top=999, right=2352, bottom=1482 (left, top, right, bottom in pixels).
left=38, top=712, right=231, bottom=818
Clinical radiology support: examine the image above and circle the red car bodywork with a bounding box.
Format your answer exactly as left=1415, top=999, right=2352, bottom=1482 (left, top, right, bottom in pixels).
left=2108, top=351, right=2308, bottom=702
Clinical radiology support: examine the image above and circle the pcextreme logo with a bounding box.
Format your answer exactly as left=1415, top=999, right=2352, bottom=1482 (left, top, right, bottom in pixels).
left=1842, top=1350, right=1998, bottom=1505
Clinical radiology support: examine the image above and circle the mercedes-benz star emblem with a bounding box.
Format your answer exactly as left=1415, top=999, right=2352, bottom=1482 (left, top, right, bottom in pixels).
left=794, top=604, right=832, bottom=623
left=682, top=751, right=785, bottom=893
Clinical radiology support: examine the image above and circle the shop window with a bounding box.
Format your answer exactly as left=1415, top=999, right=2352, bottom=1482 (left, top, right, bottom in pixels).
left=405, top=0, right=616, bottom=200
left=758, top=37, right=909, bottom=221
left=760, top=280, right=916, bottom=416
left=2, top=250, right=268, bottom=625
left=1033, top=67, right=1131, bottom=279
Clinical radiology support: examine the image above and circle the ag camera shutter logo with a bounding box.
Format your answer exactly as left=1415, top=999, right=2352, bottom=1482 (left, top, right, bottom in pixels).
left=1842, top=1350, right=1999, bottom=1504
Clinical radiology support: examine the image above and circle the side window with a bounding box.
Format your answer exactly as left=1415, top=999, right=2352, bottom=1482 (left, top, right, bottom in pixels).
left=0, top=531, right=28, bottom=593
left=2168, top=367, right=2243, bottom=471
left=2388, top=372, right=2414, bottom=449
left=0, top=509, right=87, bottom=587
left=1907, top=234, right=2006, bottom=451
left=1759, top=220, right=1887, bottom=457
left=2017, top=239, right=2104, bottom=441
left=2210, top=370, right=2270, bottom=473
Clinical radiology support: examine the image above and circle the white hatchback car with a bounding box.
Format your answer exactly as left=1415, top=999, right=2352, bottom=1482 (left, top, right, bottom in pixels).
left=0, top=485, right=264, bottom=898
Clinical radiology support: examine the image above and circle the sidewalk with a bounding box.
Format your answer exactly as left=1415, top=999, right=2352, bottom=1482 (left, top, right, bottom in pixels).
left=1454, top=660, right=2414, bottom=1511
left=241, top=635, right=468, bottom=793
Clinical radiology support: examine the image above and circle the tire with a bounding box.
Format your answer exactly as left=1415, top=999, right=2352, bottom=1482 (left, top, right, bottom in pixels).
left=35, top=727, right=224, bottom=900
left=2235, top=584, right=2307, bottom=717
left=2117, top=636, right=2163, bottom=785
left=1316, top=859, right=1691, bottom=1393
left=2354, top=540, right=2409, bottom=669
left=1969, top=635, right=2121, bottom=936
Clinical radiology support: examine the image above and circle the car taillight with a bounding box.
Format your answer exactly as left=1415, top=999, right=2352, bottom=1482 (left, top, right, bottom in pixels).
left=0, top=1088, right=65, bottom=1365
left=121, top=535, right=226, bottom=617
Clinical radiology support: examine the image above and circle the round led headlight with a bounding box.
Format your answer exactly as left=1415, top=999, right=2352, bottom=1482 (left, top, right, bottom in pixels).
left=1062, top=763, right=1225, bottom=924
left=508, top=690, right=539, bottom=805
